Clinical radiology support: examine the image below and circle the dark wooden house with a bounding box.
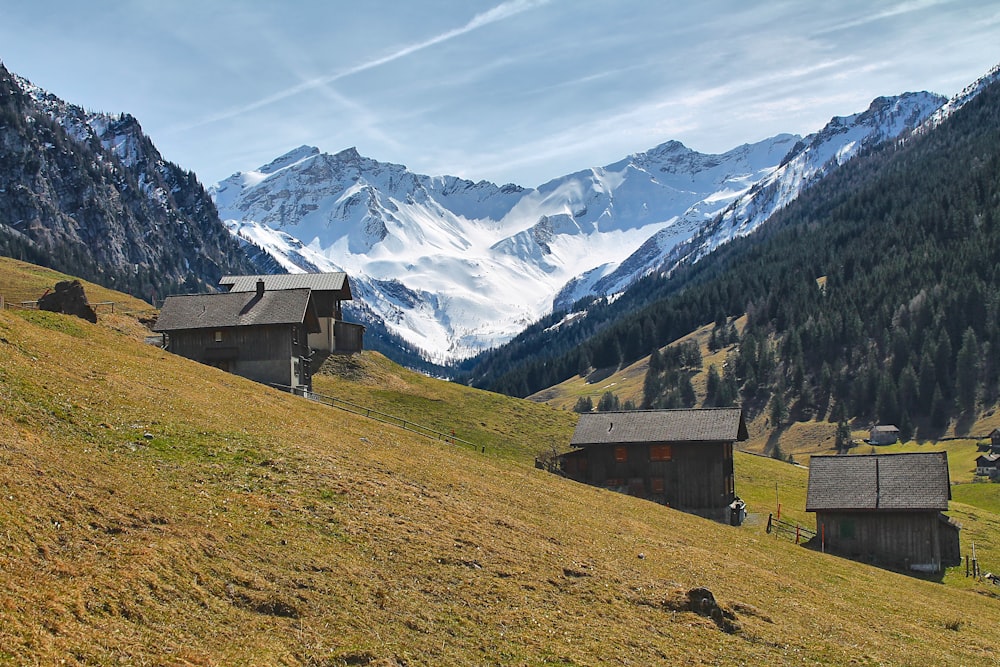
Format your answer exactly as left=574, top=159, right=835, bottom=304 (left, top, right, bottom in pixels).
left=558, top=408, right=748, bottom=525
left=154, top=283, right=320, bottom=393
left=975, top=453, right=1000, bottom=477
left=220, top=273, right=364, bottom=353
left=806, top=452, right=960, bottom=573
left=989, top=428, right=1000, bottom=452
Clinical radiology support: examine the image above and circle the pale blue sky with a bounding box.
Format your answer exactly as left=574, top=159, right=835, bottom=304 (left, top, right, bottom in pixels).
left=2, top=1, right=998, bottom=187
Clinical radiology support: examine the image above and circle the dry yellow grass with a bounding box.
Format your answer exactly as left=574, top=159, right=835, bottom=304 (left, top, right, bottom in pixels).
left=2, top=268, right=1000, bottom=664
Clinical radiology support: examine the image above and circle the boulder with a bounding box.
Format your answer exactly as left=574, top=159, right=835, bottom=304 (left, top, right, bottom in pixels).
left=38, top=280, right=98, bottom=323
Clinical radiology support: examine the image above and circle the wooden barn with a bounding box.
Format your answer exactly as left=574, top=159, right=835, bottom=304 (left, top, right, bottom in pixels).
left=806, top=452, right=961, bottom=573
left=154, top=282, right=319, bottom=393
left=220, top=273, right=364, bottom=354
left=558, top=408, right=748, bottom=525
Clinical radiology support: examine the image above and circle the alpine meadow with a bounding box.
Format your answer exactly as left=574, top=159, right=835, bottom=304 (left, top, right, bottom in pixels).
left=3, top=10, right=1000, bottom=665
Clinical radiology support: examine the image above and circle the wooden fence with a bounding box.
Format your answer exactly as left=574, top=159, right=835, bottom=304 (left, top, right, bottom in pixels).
left=766, top=513, right=816, bottom=544
left=1, top=296, right=131, bottom=315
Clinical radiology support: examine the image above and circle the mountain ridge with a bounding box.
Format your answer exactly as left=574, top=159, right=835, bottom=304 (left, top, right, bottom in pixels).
left=212, top=133, right=801, bottom=362
left=212, top=88, right=950, bottom=364
left=0, top=64, right=258, bottom=300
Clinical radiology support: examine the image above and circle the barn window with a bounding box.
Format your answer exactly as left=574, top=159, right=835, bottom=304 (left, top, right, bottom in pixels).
left=614, top=446, right=628, bottom=462
left=650, top=444, right=672, bottom=461
left=292, top=326, right=299, bottom=345
left=839, top=519, right=855, bottom=539
left=214, top=330, right=223, bottom=342
left=651, top=477, right=665, bottom=493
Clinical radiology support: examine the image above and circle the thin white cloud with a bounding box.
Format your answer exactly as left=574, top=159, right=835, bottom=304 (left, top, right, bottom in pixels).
left=170, top=0, right=551, bottom=132
left=814, top=0, right=949, bottom=34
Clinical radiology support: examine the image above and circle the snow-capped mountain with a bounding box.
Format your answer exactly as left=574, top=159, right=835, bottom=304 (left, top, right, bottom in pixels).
left=213, top=137, right=797, bottom=362
left=918, top=62, right=1000, bottom=133
left=592, top=91, right=947, bottom=292
left=212, top=62, right=999, bottom=366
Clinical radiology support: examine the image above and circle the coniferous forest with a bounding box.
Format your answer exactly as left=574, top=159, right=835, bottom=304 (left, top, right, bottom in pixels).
left=462, top=75, right=1000, bottom=439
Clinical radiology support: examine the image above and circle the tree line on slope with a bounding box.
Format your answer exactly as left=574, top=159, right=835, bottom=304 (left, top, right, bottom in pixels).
left=0, top=64, right=258, bottom=304
left=464, top=75, right=1000, bottom=439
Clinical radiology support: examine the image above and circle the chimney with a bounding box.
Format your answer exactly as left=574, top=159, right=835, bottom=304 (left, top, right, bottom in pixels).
left=255, top=279, right=265, bottom=298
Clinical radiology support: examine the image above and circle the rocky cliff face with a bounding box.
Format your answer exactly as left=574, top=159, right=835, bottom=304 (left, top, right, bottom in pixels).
left=0, top=64, right=257, bottom=302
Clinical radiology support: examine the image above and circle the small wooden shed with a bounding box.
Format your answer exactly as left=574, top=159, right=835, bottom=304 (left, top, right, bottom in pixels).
left=220, top=273, right=364, bottom=353
left=154, top=284, right=320, bottom=392
left=558, top=408, right=748, bottom=525
left=806, top=452, right=960, bottom=573
left=869, top=425, right=900, bottom=445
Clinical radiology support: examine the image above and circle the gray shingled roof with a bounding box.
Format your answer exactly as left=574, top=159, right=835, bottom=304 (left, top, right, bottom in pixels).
left=570, top=408, right=748, bottom=447
left=153, top=288, right=318, bottom=332
left=220, top=273, right=352, bottom=299
left=806, top=452, right=951, bottom=512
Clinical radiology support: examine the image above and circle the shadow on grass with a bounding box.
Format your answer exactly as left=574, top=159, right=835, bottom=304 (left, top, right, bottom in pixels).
left=800, top=537, right=946, bottom=583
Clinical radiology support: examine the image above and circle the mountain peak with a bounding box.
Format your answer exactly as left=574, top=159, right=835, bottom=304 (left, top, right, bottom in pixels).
left=259, top=145, right=320, bottom=175
left=334, top=146, right=363, bottom=161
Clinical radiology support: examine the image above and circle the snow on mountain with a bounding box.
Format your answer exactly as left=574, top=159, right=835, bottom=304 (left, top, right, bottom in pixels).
left=212, top=135, right=797, bottom=362
left=550, top=135, right=799, bottom=310
left=630, top=91, right=947, bottom=280
left=917, top=62, right=1000, bottom=133
left=211, top=71, right=997, bottom=366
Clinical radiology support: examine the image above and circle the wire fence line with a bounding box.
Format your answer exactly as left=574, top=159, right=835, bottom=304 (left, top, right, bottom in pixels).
left=273, top=384, right=484, bottom=453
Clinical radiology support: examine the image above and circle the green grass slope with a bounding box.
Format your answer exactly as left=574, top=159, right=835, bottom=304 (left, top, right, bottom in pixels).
left=0, top=256, right=155, bottom=316
left=1, top=289, right=1000, bottom=663
left=314, top=353, right=577, bottom=462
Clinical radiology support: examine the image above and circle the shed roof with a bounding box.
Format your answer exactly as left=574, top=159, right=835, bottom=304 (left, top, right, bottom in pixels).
left=220, top=273, right=352, bottom=300
left=153, top=288, right=320, bottom=332
left=570, top=408, right=748, bottom=447
left=870, top=425, right=900, bottom=433
left=977, top=453, right=1000, bottom=465
left=805, top=452, right=951, bottom=512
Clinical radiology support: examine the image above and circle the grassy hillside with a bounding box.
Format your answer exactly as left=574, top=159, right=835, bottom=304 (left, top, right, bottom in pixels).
left=2, top=281, right=1000, bottom=663
left=313, top=353, right=577, bottom=462
left=0, top=256, right=155, bottom=316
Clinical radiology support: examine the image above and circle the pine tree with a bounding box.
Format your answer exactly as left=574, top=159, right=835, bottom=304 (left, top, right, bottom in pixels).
left=596, top=391, right=621, bottom=412
left=955, top=327, right=979, bottom=413
left=835, top=420, right=852, bottom=453
left=770, top=392, right=787, bottom=429
left=679, top=374, right=696, bottom=408
left=705, top=364, right=721, bottom=406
